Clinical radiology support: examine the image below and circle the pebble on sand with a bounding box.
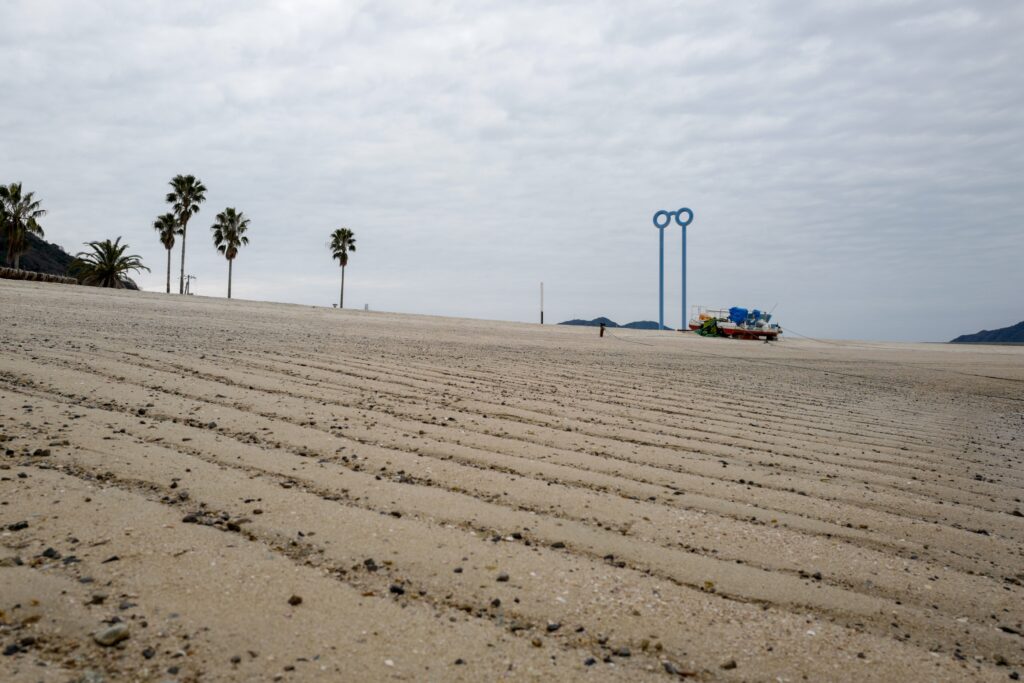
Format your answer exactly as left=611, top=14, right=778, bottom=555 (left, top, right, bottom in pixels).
left=94, top=623, right=130, bottom=646
left=496, top=572, right=509, bottom=582
left=288, top=595, right=303, bottom=606
left=662, top=660, right=684, bottom=675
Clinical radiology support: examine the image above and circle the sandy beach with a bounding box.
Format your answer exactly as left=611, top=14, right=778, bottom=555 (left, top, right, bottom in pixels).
left=1, top=279, right=1022, bottom=681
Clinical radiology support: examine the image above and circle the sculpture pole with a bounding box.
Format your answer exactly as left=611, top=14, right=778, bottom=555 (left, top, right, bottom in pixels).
left=681, top=222, right=687, bottom=329
left=658, top=224, right=666, bottom=330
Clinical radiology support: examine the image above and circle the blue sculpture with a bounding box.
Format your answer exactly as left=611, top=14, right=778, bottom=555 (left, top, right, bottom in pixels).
left=652, top=208, right=694, bottom=330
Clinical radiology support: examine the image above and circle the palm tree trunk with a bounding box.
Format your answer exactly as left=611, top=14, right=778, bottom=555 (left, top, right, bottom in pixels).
left=165, top=248, right=171, bottom=293
left=340, top=265, right=345, bottom=308
left=13, top=253, right=20, bottom=270
left=227, top=259, right=233, bottom=299
left=178, top=220, right=187, bottom=294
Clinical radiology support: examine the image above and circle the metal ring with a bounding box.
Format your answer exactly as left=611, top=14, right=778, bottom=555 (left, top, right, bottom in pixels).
left=653, top=210, right=671, bottom=229
left=674, top=208, right=693, bottom=227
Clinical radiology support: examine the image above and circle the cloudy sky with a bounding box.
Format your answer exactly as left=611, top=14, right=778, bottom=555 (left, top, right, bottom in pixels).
left=4, top=0, right=1022, bottom=341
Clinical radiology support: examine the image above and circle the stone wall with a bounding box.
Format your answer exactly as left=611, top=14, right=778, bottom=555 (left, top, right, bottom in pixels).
left=0, top=267, right=78, bottom=285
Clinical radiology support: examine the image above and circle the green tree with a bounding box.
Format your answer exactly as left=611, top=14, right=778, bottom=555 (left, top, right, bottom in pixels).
left=71, top=238, right=149, bottom=288
left=153, top=213, right=177, bottom=294
left=329, top=227, right=356, bottom=308
left=165, top=174, right=207, bottom=294
left=0, top=182, right=46, bottom=269
left=210, top=207, right=250, bottom=299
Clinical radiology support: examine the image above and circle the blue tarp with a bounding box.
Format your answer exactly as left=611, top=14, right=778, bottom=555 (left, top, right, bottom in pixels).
left=728, top=307, right=748, bottom=324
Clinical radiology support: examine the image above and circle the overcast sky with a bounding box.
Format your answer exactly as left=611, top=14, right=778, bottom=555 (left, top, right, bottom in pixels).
left=4, top=0, right=1022, bottom=341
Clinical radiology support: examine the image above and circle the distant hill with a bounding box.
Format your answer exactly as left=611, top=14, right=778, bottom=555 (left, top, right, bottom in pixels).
left=951, top=321, right=1024, bottom=344
left=559, top=317, right=671, bottom=330
left=0, top=232, right=76, bottom=276
left=0, top=232, right=140, bottom=290
left=560, top=317, right=619, bottom=328
left=622, top=320, right=661, bottom=330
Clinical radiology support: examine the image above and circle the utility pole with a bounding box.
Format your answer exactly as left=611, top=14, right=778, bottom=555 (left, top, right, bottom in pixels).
left=184, top=274, right=197, bottom=295
left=540, top=282, right=544, bottom=324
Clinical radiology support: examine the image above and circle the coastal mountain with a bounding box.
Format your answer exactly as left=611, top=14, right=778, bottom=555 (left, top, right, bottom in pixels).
left=951, top=320, right=1024, bottom=343
left=559, top=317, right=669, bottom=330
left=0, top=232, right=76, bottom=276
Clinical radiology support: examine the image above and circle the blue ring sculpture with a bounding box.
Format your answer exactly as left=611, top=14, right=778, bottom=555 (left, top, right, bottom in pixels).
left=652, top=208, right=694, bottom=330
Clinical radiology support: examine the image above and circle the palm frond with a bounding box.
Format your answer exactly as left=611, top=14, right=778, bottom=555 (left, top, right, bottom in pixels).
left=153, top=213, right=177, bottom=250
left=210, top=207, right=251, bottom=262
left=328, top=227, right=357, bottom=265
left=166, top=174, right=208, bottom=228
left=0, top=182, right=47, bottom=266
left=72, top=237, right=149, bottom=288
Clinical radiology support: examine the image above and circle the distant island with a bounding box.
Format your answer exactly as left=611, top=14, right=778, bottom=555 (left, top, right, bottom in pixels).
left=559, top=317, right=668, bottom=330
left=951, top=320, right=1024, bottom=344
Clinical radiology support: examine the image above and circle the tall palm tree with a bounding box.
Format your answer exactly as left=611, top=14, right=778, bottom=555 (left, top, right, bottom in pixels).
left=70, top=238, right=149, bottom=288
left=0, top=182, right=46, bottom=269
left=165, top=174, right=207, bottom=294
left=210, top=207, right=250, bottom=299
left=329, top=227, right=356, bottom=308
left=153, top=213, right=177, bottom=294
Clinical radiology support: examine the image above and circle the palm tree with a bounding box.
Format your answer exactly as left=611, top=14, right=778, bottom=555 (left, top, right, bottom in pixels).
left=210, top=207, right=250, bottom=299
left=165, top=174, right=207, bottom=294
left=0, top=182, right=47, bottom=269
left=329, top=227, right=356, bottom=308
left=153, top=213, right=177, bottom=294
left=71, top=238, right=149, bottom=288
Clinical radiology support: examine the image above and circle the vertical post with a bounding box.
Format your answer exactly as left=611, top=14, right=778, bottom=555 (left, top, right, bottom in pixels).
left=681, top=225, right=686, bottom=331
left=658, top=227, right=665, bottom=330
left=540, top=282, right=544, bottom=324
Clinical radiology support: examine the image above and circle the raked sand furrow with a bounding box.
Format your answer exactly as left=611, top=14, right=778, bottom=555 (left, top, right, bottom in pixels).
left=231, top=348, right=1019, bottom=492
left=4, top=366, right=1019, bottom=663
left=5, top=357, right=1019, bottom=578
left=53, top=346, right=1021, bottom=532
left=93, top=346, right=1008, bottom=518
left=3, top=383, right=1017, bottom=641
left=2, top=468, right=639, bottom=682
left=4, top=356, right=1020, bottom=579
left=276, top=347, right=968, bottom=451
left=8, top=435, right=1015, bottom=681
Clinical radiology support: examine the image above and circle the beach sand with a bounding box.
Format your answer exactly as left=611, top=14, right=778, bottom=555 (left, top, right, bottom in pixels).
left=1, top=279, right=1022, bottom=681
